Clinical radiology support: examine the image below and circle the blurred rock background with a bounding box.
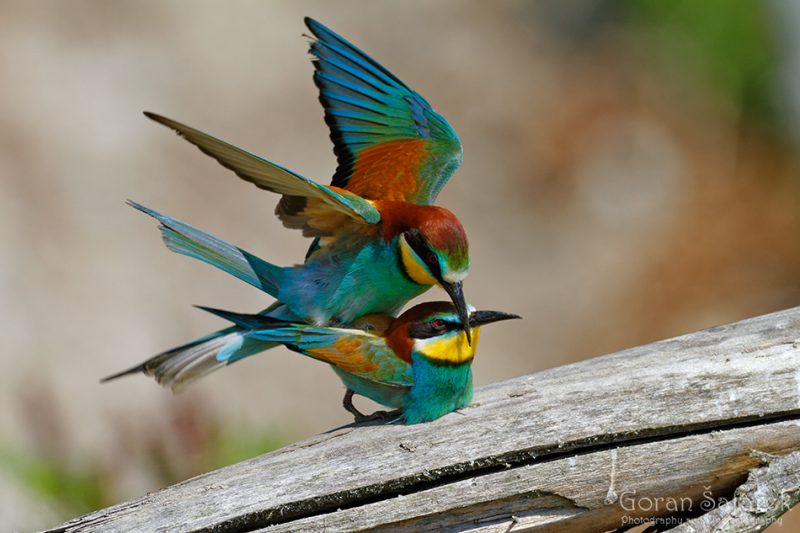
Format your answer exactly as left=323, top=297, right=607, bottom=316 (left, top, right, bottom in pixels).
left=1, top=1, right=798, bottom=530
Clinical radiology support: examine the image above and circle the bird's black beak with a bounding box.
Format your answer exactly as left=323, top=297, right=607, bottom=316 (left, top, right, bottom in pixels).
left=442, top=281, right=472, bottom=345
left=468, top=310, right=522, bottom=328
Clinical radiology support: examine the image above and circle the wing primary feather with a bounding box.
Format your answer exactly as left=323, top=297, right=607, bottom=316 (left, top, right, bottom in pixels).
left=305, top=17, right=410, bottom=90
left=142, top=113, right=381, bottom=225
left=315, top=69, right=391, bottom=105
left=311, top=51, right=393, bottom=97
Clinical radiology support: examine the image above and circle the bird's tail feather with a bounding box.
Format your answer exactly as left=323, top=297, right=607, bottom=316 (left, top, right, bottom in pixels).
left=128, top=200, right=285, bottom=297
left=102, top=326, right=277, bottom=392
left=194, top=305, right=292, bottom=330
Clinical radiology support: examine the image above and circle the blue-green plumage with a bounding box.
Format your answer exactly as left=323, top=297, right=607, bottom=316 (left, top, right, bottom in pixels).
left=279, top=233, right=430, bottom=324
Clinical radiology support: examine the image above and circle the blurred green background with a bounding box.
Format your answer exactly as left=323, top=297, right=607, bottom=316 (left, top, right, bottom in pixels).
left=1, top=1, right=798, bottom=530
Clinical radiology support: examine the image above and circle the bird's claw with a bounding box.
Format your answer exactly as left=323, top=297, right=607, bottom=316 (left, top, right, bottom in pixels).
left=354, top=408, right=403, bottom=424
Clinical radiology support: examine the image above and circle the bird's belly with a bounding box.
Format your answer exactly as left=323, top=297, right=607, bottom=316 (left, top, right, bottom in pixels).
left=331, top=368, right=408, bottom=409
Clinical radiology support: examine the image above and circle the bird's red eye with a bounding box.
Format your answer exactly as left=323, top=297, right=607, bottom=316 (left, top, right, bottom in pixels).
left=431, top=318, right=446, bottom=330
left=426, top=252, right=437, bottom=265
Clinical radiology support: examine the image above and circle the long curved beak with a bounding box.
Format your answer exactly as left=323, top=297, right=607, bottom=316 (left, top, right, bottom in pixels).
left=468, top=310, right=522, bottom=328
left=442, top=281, right=472, bottom=345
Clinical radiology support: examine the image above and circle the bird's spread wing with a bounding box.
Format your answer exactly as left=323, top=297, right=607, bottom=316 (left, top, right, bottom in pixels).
left=144, top=112, right=380, bottom=236
left=305, top=17, right=462, bottom=205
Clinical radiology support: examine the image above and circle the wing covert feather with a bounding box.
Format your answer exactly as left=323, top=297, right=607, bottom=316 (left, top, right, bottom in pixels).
left=251, top=325, right=413, bottom=387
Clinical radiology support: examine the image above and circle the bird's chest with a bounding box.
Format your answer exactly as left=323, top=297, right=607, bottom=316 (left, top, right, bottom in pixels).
left=337, top=238, right=427, bottom=311
left=403, top=354, right=474, bottom=424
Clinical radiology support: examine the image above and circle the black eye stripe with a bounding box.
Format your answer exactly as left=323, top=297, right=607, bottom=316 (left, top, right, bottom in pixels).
left=404, top=230, right=441, bottom=278
left=408, top=319, right=462, bottom=339
left=404, top=230, right=427, bottom=257
left=408, top=322, right=437, bottom=339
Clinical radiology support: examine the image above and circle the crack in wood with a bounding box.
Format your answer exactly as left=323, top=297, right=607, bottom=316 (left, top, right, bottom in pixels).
left=666, top=450, right=800, bottom=532
left=205, top=410, right=800, bottom=533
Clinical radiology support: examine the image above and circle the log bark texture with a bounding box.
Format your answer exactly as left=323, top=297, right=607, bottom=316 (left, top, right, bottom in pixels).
left=44, top=306, right=800, bottom=533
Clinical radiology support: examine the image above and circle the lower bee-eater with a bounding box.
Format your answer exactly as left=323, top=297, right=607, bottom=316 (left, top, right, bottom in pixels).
left=105, top=302, right=520, bottom=424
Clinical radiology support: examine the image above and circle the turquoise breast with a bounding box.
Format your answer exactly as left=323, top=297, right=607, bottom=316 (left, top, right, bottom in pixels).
left=402, top=353, right=473, bottom=424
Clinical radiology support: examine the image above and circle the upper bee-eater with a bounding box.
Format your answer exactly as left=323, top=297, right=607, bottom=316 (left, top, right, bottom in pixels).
left=113, top=18, right=472, bottom=391
left=106, top=302, right=520, bottom=424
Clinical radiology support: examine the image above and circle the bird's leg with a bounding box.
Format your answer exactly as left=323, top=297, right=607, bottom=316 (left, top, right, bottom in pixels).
left=342, top=390, right=403, bottom=424
left=342, top=389, right=370, bottom=422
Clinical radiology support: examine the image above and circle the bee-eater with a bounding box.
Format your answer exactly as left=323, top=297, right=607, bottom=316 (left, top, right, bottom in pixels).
left=118, top=18, right=472, bottom=391
left=106, top=302, right=520, bottom=424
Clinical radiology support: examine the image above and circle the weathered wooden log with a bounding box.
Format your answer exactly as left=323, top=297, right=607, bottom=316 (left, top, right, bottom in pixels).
left=45, top=306, right=800, bottom=533
left=668, top=450, right=800, bottom=533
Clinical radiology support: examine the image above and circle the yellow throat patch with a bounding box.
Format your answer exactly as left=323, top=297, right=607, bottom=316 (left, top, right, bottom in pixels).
left=399, top=236, right=437, bottom=286
left=418, top=328, right=481, bottom=364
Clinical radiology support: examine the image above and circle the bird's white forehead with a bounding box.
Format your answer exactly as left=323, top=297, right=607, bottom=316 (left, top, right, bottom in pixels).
left=441, top=268, right=468, bottom=284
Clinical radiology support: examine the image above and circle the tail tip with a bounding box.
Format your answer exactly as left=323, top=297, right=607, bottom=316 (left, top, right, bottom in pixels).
left=100, top=365, right=144, bottom=384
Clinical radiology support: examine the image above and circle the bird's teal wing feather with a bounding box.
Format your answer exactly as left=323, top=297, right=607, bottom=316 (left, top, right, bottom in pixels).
left=305, top=17, right=462, bottom=204
left=144, top=112, right=380, bottom=232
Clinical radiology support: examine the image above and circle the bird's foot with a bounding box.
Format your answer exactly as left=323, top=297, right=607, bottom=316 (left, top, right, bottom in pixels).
left=356, top=408, right=403, bottom=424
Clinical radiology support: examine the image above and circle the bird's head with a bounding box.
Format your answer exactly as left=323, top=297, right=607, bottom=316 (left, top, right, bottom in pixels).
left=397, top=208, right=472, bottom=342
left=387, top=302, right=520, bottom=365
